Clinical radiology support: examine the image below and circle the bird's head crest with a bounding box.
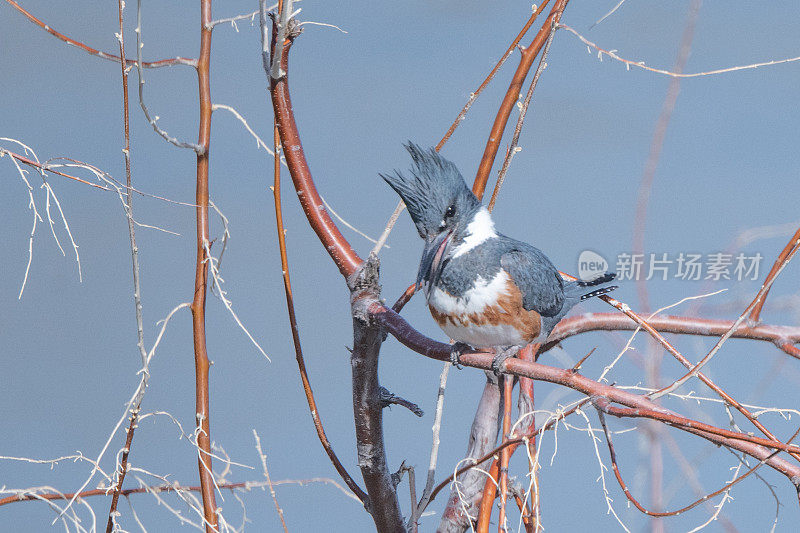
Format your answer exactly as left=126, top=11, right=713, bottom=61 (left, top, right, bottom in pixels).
left=380, top=142, right=480, bottom=240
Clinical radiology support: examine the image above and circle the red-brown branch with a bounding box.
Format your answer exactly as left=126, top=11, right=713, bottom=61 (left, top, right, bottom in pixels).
left=270, top=90, right=368, bottom=504
left=547, top=313, right=800, bottom=356
left=749, top=226, right=800, bottom=323
left=0, top=478, right=354, bottom=507
left=476, top=461, right=501, bottom=533
left=371, top=302, right=800, bottom=484
left=472, top=0, right=568, bottom=199
left=434, top=0, right=551, bottom=151
left=5, top=0, right=195, bottom=68
left=269, top=25, right=362, bottom=279
left=496, top=376, right=514, bottom=532
left=517, top=344, right=538, bottom=532
left=1, top=149, right=108, bottom=190
left=596, top=407, right=794, bottom=518
left=191, top=2, right=218, bottom=531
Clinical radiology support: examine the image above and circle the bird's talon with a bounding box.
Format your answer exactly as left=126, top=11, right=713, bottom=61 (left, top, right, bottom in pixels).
left=450, top=342, right=470, bottom=369
left=491, top=346, right=518, bottom=376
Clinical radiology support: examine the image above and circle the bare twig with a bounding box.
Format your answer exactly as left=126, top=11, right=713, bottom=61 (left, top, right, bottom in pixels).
left=559, top=23, right=800, bottom=78
left=436, top=0, right=552, bottom=151
left=473, top=0, right=569, bottom=199
left=133, top=0, right=203, bottom=152
left=2, top=139, right=83, bottom=298
left=749, top=226, right=800, bottom=323
left=0, top=477, right=360, bottom=507
left=253, top=431, right=289, bottom=533
left=653, top=240, right=800, bottom=399
left=408, top=362, right=450, bottom=530
left=591, top=0, right=627, bottom=28
left=207, top=7, right=272, bottom=31
left=261, top=1, right=368, bottom=504
left=105, top=2, right=147, bottom=529
left=4, top=0, right=195, bottom=67
left=487, top=16, right=557, bottom=212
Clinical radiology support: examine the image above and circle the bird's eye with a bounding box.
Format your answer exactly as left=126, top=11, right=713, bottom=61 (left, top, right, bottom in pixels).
left=444, top=204, right=456, bottom=219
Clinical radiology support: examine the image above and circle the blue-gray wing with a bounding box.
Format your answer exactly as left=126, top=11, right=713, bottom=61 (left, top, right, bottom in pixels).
left=501, top=245, right=564, bottom=317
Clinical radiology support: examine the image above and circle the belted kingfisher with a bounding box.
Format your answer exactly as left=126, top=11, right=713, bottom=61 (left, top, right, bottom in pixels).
left=382, top=143, right=617, bottom=369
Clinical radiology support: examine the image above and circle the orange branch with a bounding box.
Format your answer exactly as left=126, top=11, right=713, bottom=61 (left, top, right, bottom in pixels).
left=596, top=408, right=797, bottom=518
left=5, top=0, right=195, bottom=68
left=373, top=302, right=800, bottom=483
left=749, top=226, right=800, bottom=323
left=190, top=2, right=218, bottom=530
left=1, top=149, right=107, bottom=189
left=472, top=0, right=569, bottom=199
left=497, top=376, right=514, bottom=532
left=268, top=24, right=362, bottom=279
left=435, top=0, right=551, bottom=151
left=269, top=88, right=368, bottom=504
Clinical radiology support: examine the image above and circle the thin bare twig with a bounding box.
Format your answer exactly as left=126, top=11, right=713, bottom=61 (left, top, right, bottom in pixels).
left=559, top=23, right=800, bottom=78
left=749, top=226, right=800, bottom=323
left=487, top=16, right=557, bottom=212
left=0, top=477, right=360, bottom=507
left=4, top=0, right=195, bottom=67
left=473, top=0, right=569, bottom=199
left=408, top=362, right=450, bottom=531
left=105, top=2, right=147, bottom=529
left=260, top=0, right=368, bottom=504
left=133, top=0, right=203, bottom=152
left=590, top=0, right=627, bottom=28
left=653, top=240, right=800, bottom=399
left=253, top=431, right=289, bottom=533
left=206, top=7, right=273, bottom=31
left=436, top=0, right=552, bottom=151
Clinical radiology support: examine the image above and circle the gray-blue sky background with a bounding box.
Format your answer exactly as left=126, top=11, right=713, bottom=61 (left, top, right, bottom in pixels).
left=2, top=1, right=799, bottom=531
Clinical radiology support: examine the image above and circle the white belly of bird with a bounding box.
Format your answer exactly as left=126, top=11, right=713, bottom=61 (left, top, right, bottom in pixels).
left=427, top=271, right=527, bottom=348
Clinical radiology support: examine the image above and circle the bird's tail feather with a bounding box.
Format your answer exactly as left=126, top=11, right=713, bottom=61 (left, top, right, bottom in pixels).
left=539, top=272, right=618, bottom=344
left=577, top=272, right=616, bottom=287
left=579, top=284, right=618, bottom=301
left=565, top=272, right=618, bottom=301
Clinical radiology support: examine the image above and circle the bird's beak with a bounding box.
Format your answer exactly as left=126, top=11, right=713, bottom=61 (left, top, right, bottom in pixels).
left=416, top=229, right=453, bottom=292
